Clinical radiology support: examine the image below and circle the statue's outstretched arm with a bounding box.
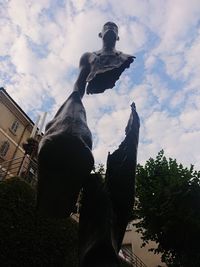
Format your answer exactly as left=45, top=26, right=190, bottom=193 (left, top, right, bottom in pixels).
left=73, top=52, right=91, bottom=98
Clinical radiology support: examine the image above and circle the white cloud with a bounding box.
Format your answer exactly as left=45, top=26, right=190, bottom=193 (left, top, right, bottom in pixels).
left=180, top=110, right=200, bottom=131
left=10, top=35, right=36, bottom=74
left=170, top=90, right=186, bottom=109
left=118, top=22, right=147, bottom=54
left=0, top=19, right=18, bottom=56
left=182, top=29, right=200, bottom=82
left=139, top=110, right=200, bottom=169
left=7, top=0, right=50, bottom=43
left=146, top=74, right=172, bottom=104
left=92, top=107, right=131, bottom=164
left=8, top=73, right=45, bottom=112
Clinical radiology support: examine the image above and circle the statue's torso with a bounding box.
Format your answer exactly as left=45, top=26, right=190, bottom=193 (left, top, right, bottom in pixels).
left=86, top=50, right=134, bottom=94
left=88, top=51, right=123, bottom=71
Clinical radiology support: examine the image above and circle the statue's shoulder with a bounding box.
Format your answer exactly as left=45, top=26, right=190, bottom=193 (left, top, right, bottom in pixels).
left=79, top=52, right=92, bottom=66
left=116, top=50, right=136, bottom=60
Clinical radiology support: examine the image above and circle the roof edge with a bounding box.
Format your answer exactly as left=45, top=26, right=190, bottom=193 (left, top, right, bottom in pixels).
left=0, top=87, right=34, bottom=126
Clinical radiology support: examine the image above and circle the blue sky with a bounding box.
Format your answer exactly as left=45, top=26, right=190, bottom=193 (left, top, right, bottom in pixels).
left=1, top=0, right=200, bottom=168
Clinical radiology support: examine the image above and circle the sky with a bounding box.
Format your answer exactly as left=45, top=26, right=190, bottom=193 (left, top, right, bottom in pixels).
left=1, top=0, right=200, bottom=169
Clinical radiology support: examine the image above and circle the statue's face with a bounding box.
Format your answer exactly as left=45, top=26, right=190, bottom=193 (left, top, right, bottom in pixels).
left=101, top=22, right=119, bottom=42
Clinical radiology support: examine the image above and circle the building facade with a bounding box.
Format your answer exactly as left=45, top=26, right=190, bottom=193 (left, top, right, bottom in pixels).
left=122, top=222, right=167, bottom=267
left=0, top=87, right=38, bottom=181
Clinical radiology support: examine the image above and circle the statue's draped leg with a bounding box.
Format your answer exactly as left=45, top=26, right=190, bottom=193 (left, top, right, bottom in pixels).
left=79, top=103, right=140, bottom=266
left=106, top=103, right=140, bottom=252
left=37, top=91, right=94, bottom=218
left=79, top=174, right=119, bottom=267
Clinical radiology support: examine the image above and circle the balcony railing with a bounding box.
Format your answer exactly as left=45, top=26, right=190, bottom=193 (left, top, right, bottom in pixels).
left=120, top=247, right=148, bottom=267
left=0, top=156, right=37, bottom=186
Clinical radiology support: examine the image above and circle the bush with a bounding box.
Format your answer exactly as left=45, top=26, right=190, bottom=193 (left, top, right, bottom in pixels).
left=0, top=177, right=78, bottom=267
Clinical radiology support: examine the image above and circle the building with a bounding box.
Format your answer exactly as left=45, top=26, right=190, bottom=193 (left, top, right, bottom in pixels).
left=122, top=222, right=167, bottom=267
left=0, top=87, right=39, bottom=182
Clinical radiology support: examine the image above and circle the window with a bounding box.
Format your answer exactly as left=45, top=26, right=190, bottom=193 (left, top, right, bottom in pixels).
left=0, top=141, right=10, bottom=157
left=11, top=120, right=19, bottom=133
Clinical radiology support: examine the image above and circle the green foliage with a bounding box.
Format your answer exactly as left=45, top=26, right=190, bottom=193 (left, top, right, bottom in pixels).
left=0, top=177, right=78, bottom=267
left=134, top=150, right=200, bottom=267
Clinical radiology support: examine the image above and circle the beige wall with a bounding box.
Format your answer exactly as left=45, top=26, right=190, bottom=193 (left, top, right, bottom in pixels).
left=0, top=131, right=17, bottom=162
left=123, top=225, right=167, bottom=267
left=0, top=102, right=32, bottom=144
left=0, top=89, right=41, bottom=183
left=1, top=103, right=25, bottom=143
left=0, top=95, right=33, bottom=166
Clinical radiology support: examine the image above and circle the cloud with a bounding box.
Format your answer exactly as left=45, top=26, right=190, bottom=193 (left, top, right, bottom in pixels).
left=92, top=106, right=131, bottom=164
left=139, top=110, right=200, bottom=169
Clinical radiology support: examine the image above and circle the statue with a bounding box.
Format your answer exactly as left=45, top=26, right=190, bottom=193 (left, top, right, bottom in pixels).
left=37, top=22, right=139, bottom=267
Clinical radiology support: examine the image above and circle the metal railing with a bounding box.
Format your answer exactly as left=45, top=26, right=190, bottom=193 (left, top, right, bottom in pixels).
left=0, top=156, right=24, bottom=179
left=120, top=247, right=148, bottom=267
left=0, top=156, right=37, bottom=186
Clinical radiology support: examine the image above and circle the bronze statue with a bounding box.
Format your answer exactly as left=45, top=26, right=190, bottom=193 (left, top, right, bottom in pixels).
left=73, top=22, right=135, bottom=97
left=37, top=22, right=139, bottom=267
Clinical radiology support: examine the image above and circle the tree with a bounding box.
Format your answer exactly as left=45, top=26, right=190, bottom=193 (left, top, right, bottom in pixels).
left=134, top=150, right=200, bottom=267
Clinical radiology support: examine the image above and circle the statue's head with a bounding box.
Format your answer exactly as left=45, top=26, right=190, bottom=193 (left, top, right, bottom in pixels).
left=99, top=22, right=119, bottom=42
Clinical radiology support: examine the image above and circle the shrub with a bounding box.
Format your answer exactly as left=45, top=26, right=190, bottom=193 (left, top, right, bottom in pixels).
left=0, top=177, right=78, bottom=267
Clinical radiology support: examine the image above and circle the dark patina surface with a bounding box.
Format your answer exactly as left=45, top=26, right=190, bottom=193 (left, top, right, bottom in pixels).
left=37, top=22, right=139, bottom=267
